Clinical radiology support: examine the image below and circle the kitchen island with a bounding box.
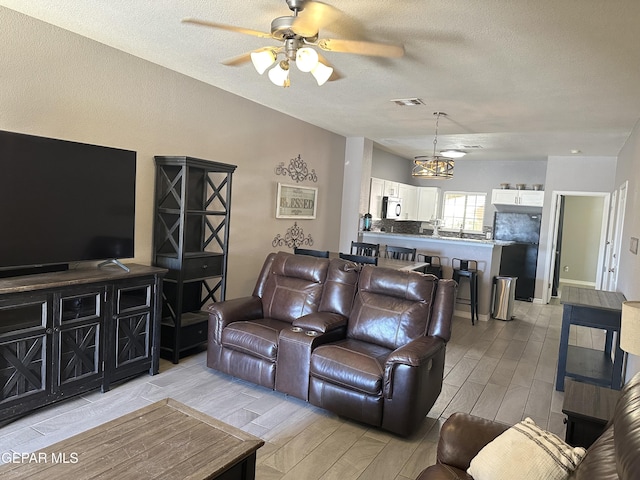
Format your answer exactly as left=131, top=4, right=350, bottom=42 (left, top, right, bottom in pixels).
left=361, top=231, right=512, bottom=321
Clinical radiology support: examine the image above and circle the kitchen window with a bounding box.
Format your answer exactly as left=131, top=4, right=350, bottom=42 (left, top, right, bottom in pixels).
left=441, top=192, right=486, bottom=232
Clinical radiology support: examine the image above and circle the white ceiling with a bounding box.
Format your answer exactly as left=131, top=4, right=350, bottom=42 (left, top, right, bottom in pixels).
left=3, top=0, right=640, bottom=162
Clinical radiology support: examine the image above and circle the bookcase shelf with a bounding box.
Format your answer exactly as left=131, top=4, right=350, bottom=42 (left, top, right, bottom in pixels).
left=153, top=156, right=236, bottom=363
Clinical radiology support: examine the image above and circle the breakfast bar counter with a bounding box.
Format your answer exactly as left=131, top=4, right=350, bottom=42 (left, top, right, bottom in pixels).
left=360, top=231, right=511, bottom=321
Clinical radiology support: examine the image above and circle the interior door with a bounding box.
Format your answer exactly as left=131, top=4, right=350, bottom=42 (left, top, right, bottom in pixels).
left=605, top=182, right=627, bottom=291
left=602, top=189, right=617, bottom=290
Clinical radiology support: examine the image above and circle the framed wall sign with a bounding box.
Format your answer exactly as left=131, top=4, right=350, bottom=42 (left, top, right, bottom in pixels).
left=276, top=183, right=317, bottom=219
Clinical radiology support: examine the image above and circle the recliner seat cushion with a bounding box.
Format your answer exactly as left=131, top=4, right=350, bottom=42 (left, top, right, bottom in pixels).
left=221, top=318, right=290, bottom=361
left=310, top=339, right=392, bottom=395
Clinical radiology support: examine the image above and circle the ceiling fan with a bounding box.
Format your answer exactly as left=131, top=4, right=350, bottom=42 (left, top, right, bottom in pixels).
left=182, top=0, right=405, bottom=87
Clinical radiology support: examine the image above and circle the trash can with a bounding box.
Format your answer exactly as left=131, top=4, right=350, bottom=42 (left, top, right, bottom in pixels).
left=492, top=276, right=517, bottom=320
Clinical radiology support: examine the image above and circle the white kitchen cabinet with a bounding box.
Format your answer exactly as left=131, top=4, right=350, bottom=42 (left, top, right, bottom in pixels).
left=383, top=180, right=400, bottom=197
left=398, top=183, right=418, bottom=220
left=491, top=189, right=544, bottom=207
left=417, top=187, right=441, bottom=221
left=369, top=177, right=385, bottom=219
left=518, top=190, right=545, bottom=206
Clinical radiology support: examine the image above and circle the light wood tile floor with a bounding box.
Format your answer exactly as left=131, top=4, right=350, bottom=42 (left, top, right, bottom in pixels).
left=0, top=299, right=604, bottom=479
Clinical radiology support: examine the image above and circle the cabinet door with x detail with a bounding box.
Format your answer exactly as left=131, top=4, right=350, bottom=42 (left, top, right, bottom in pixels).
left=52, top=285, right=105, bottom=397
left=0, top=292, right=50, bottom=418
left=103, top=277, right=157, bottom=390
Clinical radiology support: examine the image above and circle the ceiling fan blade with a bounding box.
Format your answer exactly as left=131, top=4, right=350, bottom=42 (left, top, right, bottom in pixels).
left=317, top=38, right=404, bottom=58
left=221, top=52, right=253, bottom=67
left=292, top=1, right=341, bottom=38
left=182, top=17, right=272, bottom=39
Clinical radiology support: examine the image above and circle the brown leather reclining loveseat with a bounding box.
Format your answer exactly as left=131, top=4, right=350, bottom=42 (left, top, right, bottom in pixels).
left=207, top=251, right=456, bottom=436
left=416, top=371, right=640, bottom=479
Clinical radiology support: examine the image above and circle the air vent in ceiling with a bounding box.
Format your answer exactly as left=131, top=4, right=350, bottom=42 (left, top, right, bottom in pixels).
left=390, top=98, right=425, bottom=106
left=462, top=145, right=483, bottom=149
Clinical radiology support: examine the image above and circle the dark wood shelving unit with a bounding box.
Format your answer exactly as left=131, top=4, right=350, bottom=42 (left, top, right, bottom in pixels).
left=153, top=156, right=236, bottom=363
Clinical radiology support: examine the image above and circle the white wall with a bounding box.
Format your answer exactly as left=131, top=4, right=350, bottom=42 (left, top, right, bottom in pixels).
left=387, top=156, right=548, bottom=228
left=0, top=7, right=346, bottom=298
left=613, top=119, right=640, bottom=379
left=371, top=148, right=414, bottom=184
left=536, top=156, right=617, bottom=299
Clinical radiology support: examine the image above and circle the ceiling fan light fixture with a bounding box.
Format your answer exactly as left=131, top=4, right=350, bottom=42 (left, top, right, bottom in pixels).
left=250, top=49, right=277, bottom=75
left=310, top=61, right=333, bottom=86
left=268, top=60, right=291, bottom=87
left=295, top=47, right=319, bottom=72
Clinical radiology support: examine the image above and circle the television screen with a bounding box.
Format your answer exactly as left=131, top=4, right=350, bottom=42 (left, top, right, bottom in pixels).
left=0, top=130, right=136, bottom=273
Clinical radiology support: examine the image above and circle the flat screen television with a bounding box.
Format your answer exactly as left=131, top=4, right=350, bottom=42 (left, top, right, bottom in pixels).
left=0, top=130, right=136, bottom=277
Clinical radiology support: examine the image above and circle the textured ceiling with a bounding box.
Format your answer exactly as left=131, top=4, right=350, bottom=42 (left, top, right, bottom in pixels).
left=2, top=0, right=639, bottom=162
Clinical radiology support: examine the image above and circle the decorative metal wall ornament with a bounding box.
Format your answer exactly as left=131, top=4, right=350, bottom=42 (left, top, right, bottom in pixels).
left=272, top=222, right=314, bottom=248
left=275, top=154, right=318, bottom=183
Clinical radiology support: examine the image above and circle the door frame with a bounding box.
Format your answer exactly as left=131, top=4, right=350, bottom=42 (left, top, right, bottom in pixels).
left=543, top=191, right=611, bottom=303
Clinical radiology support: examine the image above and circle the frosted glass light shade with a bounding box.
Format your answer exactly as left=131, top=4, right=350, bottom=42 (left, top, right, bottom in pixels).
left=295, top=47, right=319, bottom=72
left=440, top=150, right=467, bottom=158
left=310, top=61, right=333, bottom=86
left=621, top=301, right=640, bottom=355
left=251, top=50, right=276, bottom=75
left=268, top=61, right=290, bottom=87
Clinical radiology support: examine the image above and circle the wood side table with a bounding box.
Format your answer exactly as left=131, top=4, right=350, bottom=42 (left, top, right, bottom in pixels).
left=562, top=378, right=619, bottom=448
left=556, top=286, right=626, bottom=391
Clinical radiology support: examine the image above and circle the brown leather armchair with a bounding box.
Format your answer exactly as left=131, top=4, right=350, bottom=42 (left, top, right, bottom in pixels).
left=416, top=371, right=640, bottom=479
left=308, top=265, right=457, bottom=436
left=207, top=251, right=358, bottom=393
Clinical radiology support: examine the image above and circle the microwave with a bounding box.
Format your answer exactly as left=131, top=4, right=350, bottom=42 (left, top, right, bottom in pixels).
left=382, top=196, right=402, bottom=219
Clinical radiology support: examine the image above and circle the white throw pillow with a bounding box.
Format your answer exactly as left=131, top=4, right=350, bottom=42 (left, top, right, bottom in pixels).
left=467, top=417, right=587, bottom=480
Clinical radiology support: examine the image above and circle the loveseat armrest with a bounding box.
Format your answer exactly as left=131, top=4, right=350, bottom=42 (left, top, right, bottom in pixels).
left=386, top=335, right=444, bottom=368
left=292, top=312, right=348, bottom=334
left=207, top=296, right=263, bottom=344
left=384, top=336, right=444, bottom=397
left=436, top=412, right=510, bottom=472
left=380, top=336, right=447, bottom=436
left=384, top=335, right=444, bottom=398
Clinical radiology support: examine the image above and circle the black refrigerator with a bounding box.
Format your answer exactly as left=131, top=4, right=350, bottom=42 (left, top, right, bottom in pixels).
left=493, top=212, right=541, bottom=301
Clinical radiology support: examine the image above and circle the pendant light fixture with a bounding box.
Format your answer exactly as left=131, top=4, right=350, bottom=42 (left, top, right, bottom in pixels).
left=412, top=112, right=455, bottom=179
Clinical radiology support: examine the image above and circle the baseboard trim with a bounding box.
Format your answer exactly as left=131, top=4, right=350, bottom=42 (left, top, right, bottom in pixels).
left=559, top=278, right=596, bottom=287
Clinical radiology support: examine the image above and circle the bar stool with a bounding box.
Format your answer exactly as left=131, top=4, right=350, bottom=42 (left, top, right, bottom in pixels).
left=452, top=258, right=479, bottom=325
left=385, top=245, right=417, bottom=261
left=350, top=241, right=379, bottom=257
left=417, top=254, right=443, bottom=278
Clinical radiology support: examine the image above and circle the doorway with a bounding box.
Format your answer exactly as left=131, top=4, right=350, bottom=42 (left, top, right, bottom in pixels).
left=545, top=192, right=611, bottom=303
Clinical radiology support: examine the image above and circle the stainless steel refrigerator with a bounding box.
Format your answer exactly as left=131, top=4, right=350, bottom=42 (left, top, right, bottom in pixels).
left=493, top=212, right=542, bottom=301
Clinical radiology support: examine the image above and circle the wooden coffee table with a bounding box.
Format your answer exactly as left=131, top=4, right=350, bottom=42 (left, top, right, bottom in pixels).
left=0, top=398, right=264, bottom=479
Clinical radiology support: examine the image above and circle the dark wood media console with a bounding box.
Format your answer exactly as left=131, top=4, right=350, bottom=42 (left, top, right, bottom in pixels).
left=0, top=264, right=166, bottom=422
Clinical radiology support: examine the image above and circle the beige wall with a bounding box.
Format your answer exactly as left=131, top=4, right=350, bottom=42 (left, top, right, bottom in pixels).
left=0, top=7, right=346, bottom=298
left=558, top=196, right=605, bottom=284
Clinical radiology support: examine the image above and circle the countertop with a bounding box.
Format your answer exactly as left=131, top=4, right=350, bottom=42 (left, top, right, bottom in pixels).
left=361, top=231, right=513, bottom=247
